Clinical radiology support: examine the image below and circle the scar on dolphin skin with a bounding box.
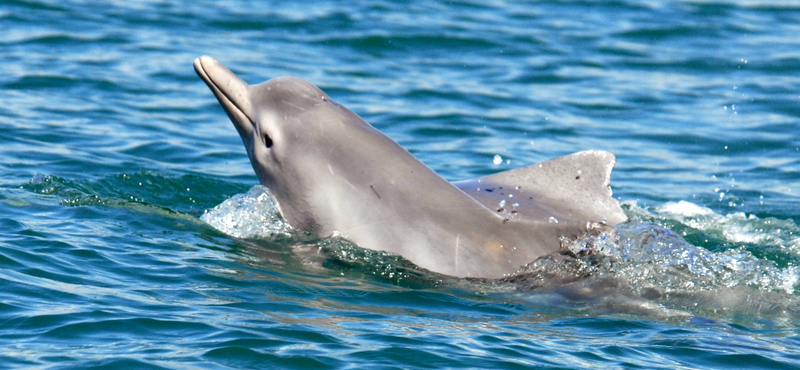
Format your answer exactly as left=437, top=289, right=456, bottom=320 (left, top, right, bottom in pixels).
left=193, top=56, right=627, bottom=279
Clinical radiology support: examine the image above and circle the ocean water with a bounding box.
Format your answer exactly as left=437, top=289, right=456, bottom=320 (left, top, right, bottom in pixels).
left=2, top=0, right=799, bottom=368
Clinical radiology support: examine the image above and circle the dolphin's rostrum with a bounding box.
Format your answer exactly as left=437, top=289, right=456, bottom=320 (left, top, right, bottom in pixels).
left=194, top=56, right=627, bottom=279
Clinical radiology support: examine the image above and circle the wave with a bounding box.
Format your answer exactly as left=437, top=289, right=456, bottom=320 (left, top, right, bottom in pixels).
left=22, top=172, right=248, bottom=215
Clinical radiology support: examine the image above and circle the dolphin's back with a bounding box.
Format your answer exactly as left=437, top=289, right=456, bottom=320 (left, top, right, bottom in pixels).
left=454, top=150, right=627, bottom=227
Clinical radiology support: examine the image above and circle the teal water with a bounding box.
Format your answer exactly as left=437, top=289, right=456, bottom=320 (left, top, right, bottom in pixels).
left=2, top=0, right=800, bottom=368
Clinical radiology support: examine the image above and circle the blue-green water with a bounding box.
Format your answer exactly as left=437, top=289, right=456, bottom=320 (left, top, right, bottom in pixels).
left=2, top=0, right=800, bottom=368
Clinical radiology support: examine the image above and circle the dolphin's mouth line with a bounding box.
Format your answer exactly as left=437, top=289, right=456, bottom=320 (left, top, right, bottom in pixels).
left=194, top=58, right=257, bottom=130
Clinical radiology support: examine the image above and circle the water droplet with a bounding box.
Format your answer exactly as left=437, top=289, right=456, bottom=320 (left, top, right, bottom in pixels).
left=493, top=155, right=502, bottom=165
left=548, top=216, right=559, bottom=224
left=498, top=200, right=506, bottom=208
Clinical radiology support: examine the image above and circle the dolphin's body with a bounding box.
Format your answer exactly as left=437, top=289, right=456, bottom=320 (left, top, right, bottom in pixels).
left=194, top=56, right=627, bottom=279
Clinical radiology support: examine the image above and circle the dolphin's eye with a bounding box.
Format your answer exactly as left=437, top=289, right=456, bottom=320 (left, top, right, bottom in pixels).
left=263, top=133, right=273, bottom=148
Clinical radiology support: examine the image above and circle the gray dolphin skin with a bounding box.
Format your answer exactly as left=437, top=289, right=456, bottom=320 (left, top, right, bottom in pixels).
left=194, top=56, right=627, bottom=279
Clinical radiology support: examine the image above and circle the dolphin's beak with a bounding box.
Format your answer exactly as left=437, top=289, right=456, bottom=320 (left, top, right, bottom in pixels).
left=193, top=56, right=255, bottom=138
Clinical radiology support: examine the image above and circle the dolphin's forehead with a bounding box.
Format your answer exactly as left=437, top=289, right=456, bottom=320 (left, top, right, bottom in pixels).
left=253, top=76, right=329, bottom=104
left=251, top=77, right=353, bottom=133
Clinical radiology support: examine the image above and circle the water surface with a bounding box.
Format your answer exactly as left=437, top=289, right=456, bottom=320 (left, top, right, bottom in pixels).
left=2, top=0, right=799, bottom=369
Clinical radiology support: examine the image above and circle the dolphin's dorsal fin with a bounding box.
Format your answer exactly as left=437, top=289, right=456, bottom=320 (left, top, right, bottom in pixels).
left=454, top=150, right=627, bottom=226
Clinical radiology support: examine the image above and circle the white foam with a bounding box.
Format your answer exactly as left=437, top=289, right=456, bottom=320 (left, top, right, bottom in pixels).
left=629, top=200, right=800, bottom=252
left=657, top=200, right=715, bottom=217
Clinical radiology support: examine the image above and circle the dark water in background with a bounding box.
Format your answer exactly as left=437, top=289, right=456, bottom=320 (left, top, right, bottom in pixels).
left=2, top=0, right=800, bottom=368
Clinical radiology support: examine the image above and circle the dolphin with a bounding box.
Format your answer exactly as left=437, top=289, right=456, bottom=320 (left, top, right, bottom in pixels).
left=193, top=56, right=627, bottom=279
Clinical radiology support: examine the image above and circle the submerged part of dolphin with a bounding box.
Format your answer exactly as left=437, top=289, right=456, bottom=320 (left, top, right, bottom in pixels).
left=193, top=56, right=627, bottom=279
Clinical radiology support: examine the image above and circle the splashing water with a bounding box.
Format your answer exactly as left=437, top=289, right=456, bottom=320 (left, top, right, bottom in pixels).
left=651, top=201, right=800, bottom=255
left=203, top=186, right=800, bottom=317
left=201, top=185, right=293, bottom=239
left=577, top=222, right=800, bottom=296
